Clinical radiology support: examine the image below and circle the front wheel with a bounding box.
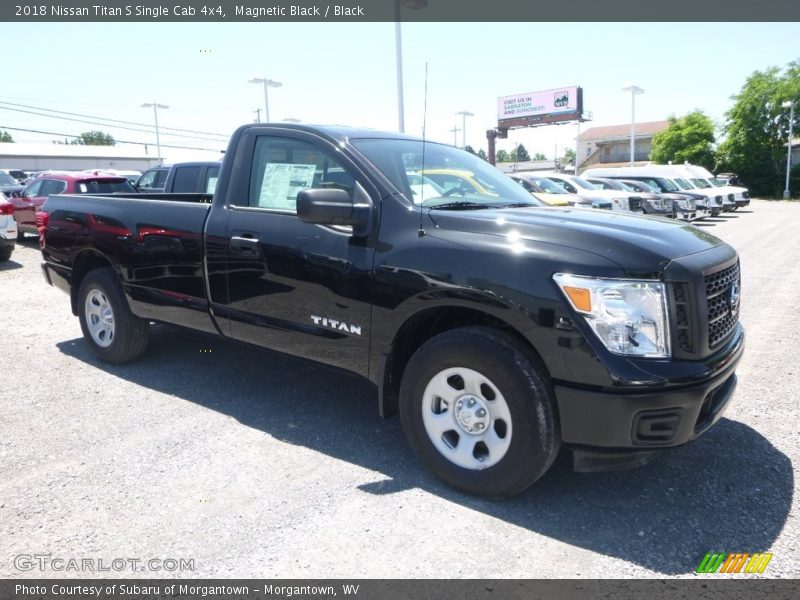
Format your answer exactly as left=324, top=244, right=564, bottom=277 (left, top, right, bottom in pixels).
left=399, top=326, right=560, bottom=497
left=78, top=268, right=150, bottom=364
left=0, top=246, right=12, bottom=262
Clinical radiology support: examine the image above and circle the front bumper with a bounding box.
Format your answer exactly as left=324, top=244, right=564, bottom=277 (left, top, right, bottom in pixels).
left=694, top=205, right=711, bottom=220
left=673, top=207, right=696, bottom=221
left=555, top=326, right=743, bottom=451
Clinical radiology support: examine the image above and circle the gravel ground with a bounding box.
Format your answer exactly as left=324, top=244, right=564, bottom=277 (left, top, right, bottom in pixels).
left=0, top=200, right=797, bottom=579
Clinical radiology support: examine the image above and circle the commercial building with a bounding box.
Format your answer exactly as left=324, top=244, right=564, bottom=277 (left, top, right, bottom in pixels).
left=577, top=120, right=668, bottom=171
left=0, top=143, right=161, bottom=172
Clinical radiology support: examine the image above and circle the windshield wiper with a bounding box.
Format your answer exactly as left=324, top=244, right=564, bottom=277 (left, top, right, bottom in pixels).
left=496, top=202, right=537, bottom=209
left=424, top=201, right=490, bottom=210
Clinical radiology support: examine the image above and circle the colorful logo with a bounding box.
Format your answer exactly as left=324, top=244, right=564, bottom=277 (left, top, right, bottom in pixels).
left=696, top=552, right=773, bottom=574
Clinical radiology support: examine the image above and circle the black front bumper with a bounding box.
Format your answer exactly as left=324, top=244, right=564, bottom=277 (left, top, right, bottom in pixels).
left=554, top=327, right=743, bottom=452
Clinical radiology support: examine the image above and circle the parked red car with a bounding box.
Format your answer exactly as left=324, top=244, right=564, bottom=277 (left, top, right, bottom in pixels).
left=13, top=171, right=135, bottom=238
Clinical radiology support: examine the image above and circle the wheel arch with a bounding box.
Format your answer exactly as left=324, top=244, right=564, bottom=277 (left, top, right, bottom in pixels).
left=377, top=304, right=549, bottom=418
left=69, top=249, right=118, bottom=316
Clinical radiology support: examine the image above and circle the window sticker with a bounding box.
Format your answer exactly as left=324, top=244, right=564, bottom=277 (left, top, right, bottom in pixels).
left=258, top=163, right=316, bottom=210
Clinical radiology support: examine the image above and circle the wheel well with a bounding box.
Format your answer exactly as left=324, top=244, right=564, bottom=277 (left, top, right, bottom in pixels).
left=70, top=251, right=114, bottom=315
left=380, top=306, right=543, bottom=417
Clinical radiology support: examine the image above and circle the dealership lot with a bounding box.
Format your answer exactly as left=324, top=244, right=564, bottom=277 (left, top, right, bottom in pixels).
left=1, top=200, right=798, bottom=578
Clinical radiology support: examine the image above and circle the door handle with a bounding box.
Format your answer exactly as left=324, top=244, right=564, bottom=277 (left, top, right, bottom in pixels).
left=230, top=235, right=261, bottom=254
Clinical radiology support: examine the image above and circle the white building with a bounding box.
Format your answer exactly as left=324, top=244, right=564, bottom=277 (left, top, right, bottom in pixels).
left=0, top=143, right=162, bottom=172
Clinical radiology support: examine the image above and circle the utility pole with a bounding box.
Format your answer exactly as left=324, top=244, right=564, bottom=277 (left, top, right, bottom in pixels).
left=450, top=126, right=461, bottom=146
left=254, top=108, right=262, bottom=123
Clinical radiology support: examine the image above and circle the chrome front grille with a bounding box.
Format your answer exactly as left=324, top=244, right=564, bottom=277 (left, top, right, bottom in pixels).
left=705, top=262, right=741, bottom=348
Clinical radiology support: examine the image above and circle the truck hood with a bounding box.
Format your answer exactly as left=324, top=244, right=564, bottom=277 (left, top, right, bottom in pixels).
left=429, top=206, right=724, bottom=275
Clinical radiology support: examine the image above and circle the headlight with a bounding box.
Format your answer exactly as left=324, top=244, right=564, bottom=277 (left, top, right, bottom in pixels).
left=553, top=274, right=671, bottom=358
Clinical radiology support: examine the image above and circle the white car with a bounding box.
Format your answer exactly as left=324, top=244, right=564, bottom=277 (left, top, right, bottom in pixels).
left=0, top=192, right=18, bottom=262
left=538, top=172, right=644, bottom=213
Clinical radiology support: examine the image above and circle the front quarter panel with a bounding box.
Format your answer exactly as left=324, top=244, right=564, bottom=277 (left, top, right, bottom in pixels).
left=369, top=199, right=630, bottom=389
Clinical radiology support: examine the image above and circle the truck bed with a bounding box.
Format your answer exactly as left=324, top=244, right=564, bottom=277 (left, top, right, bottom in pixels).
left=42, top=193, right=218, bottom=334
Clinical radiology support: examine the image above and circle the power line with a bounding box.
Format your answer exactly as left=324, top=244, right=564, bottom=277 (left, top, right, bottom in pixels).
left=0, top=104, right=227, bottom=142
left=0, top=100, right=230, bottom=138
left=0, top=125, right=224, bottom=153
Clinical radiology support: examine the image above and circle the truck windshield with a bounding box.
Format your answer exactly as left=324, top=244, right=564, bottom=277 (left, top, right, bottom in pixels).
left=0, top=173, right=17, bottom=185
left=691, top=178, right=712, bottom=189
left=351, top=138, right=538, bottom=208
left=673, top=178, right=693, bottom=190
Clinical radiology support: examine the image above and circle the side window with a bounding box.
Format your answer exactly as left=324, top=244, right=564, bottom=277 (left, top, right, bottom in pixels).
left=205, top=166, right=220, bottom=194
left=40, top=179, right=67, bottom=196
left=154, top=169, right=170, bottom=187
left=246, top=136, right=355, bottom=212
left=24, top=180, right=44, bottom=197
left=137, top=170, right=157, bottom=189
left=172, top=166, right=202, bottom=193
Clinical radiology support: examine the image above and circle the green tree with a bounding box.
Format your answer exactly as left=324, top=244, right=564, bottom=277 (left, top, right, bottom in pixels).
left=464, top=145, right=476, bottom=155
left=496, top=149, right=510, bottom=162
left=477, top=149, right=488, bottom=161
left=562, top=148, right=576, bottom=164
left=71, top=130, right=116, bottom=146
left=0, top=130, right=13, bottom=143
left=532, top=152, right=547, bottom=161
left=650, top=110, right=716, bottom=170
left=515, top=144, right=531, bottom=161
left=716, top=61, right=800, bottom=196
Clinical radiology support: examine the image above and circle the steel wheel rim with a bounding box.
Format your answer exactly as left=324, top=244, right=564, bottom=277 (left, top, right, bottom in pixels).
left=85, top=289, right=115, bottom=348
left=421, top=367, right=512, bottom=470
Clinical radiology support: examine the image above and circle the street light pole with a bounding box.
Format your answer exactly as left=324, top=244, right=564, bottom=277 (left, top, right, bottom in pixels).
left=394, top=0, right=428, bottom=133
left=455, top=110, right=474, bottom=148
left=141, top=102, right=169, bottom=162
left=249, top=77, right=282, bottom=123
left=783, top=100, right=794, bottom=199
left=254, top=108, right=262, bottom=123
left=622, top=84, right=644, bottom=166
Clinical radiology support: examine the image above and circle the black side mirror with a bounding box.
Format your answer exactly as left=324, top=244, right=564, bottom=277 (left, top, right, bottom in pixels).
left=297, top=182, right=372, bottom=236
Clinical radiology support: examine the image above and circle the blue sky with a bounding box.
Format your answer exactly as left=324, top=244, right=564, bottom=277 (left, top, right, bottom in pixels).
left=1, top=22, right=798, bottom=162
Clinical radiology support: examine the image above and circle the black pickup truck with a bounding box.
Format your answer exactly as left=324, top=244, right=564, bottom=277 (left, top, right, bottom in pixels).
left=39, top=124, right=744, bottom=497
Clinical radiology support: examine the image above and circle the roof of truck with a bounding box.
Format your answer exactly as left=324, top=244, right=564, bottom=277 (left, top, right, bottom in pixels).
left=245, top=123, right=424, bottom=143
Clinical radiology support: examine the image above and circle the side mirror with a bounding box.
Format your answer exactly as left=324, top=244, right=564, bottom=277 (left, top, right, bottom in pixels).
left=297, top=182, right=372, bottom=236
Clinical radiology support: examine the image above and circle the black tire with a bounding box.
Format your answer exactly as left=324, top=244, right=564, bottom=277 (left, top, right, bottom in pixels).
left=0, top=245, right=12, bottom=262
left=399, top=326, right=560, bottom=497
left=77, top=267, right=150, bottom=364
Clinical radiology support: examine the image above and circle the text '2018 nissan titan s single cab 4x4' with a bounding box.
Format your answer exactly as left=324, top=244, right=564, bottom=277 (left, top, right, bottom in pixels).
left=38, top=124, right=744, bottom=497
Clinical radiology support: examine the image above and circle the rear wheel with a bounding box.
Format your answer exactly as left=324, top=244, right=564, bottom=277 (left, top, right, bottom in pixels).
left=78, top=268, right=150, bottom=364
left=0, top=246, right=12, bottom=262
left=399, top=326, right=560, bottom=497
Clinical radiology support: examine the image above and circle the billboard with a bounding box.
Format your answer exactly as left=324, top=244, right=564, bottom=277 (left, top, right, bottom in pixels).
left=498, top=86, right=581, bottom=120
